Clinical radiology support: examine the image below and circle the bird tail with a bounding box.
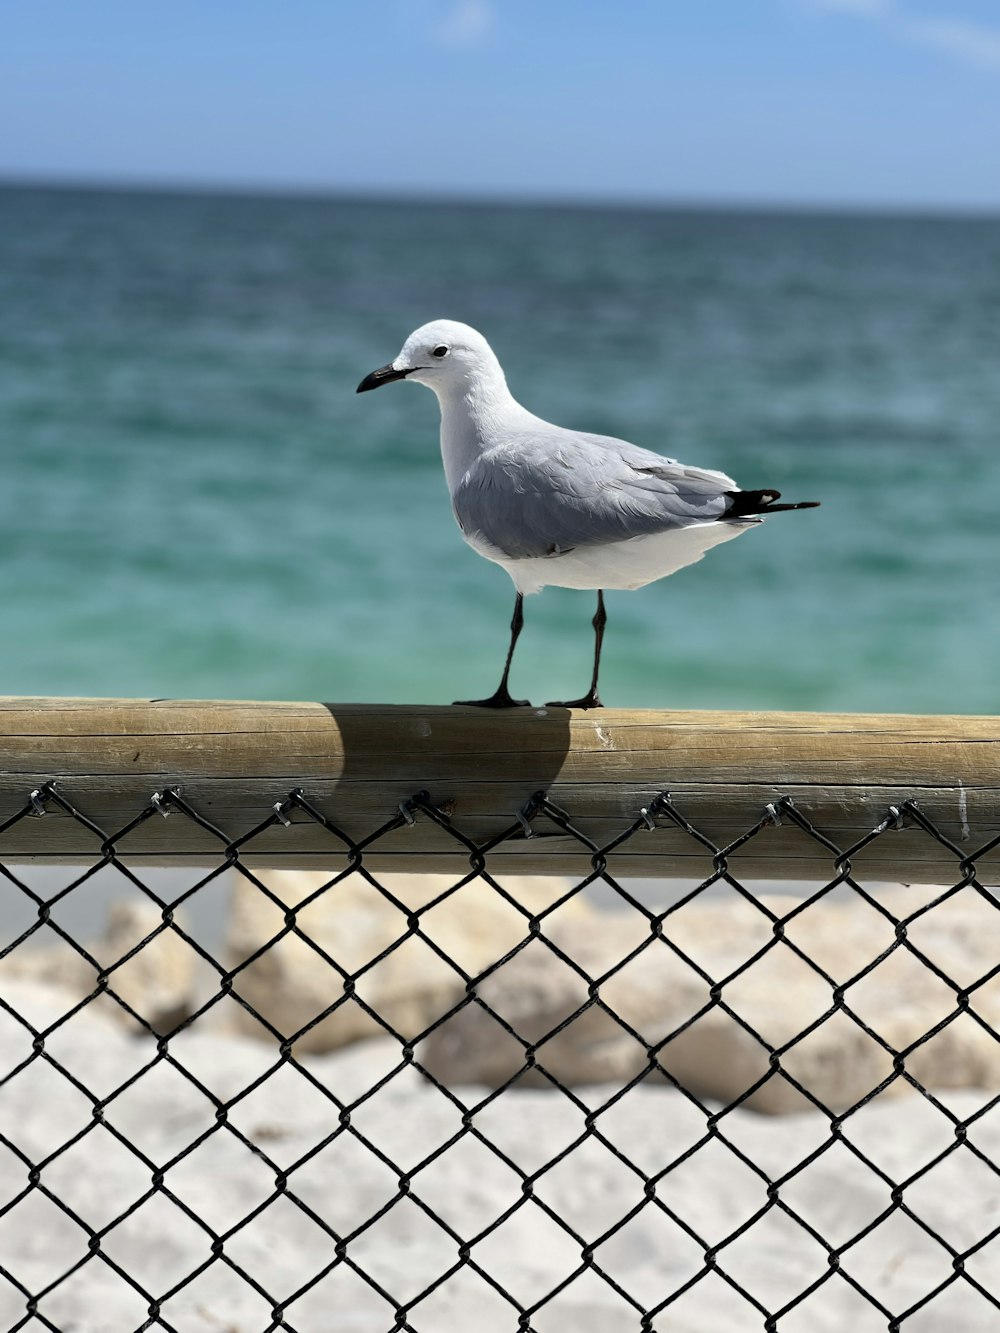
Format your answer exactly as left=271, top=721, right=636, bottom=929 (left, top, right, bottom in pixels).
left=724, top=488, right=820, bottom=518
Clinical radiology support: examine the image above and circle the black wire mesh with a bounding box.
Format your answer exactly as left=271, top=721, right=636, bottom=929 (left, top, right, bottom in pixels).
left=1, top=779, right=999, bottom=1332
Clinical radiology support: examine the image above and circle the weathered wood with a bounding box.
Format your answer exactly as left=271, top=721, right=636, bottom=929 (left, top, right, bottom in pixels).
left=0, top=698, right=996, bottom=882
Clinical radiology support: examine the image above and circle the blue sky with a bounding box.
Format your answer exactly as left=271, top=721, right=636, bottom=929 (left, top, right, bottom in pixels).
left=2, top=0, right=999, bottom=210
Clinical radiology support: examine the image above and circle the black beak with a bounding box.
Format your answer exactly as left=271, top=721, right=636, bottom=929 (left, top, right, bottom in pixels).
left=356, top=363, right=412, bottom=393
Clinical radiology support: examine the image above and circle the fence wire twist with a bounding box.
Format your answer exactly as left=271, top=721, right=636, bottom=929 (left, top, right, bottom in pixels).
left=0, top=779, right=999, bottom=1331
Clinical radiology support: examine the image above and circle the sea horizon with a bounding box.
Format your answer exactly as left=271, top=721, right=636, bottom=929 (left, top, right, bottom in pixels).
left=4, top=174, right=999, bottom=224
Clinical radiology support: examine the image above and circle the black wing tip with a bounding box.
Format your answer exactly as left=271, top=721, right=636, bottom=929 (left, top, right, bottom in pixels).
left=725, top=489, right=820, bottom=517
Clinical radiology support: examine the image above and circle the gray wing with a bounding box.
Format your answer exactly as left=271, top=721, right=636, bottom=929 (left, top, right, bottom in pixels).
left=452, top=426, right=738, bottom=560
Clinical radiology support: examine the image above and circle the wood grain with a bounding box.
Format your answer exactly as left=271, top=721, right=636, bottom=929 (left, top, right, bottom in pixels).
left=0, top=699, right=996, bottom=881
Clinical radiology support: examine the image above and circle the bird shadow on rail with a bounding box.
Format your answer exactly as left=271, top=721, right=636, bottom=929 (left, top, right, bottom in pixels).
left=318, top=702, right=576, bottom=865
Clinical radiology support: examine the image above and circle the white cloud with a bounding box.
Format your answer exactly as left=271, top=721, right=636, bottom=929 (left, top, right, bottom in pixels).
left=803, top=0, right=1000, bottom=73
left=436, top=0, right=495, bottom=48
left=807, top=0, right=892, bottom=12
left=906, top=17, right=1000, bottom=71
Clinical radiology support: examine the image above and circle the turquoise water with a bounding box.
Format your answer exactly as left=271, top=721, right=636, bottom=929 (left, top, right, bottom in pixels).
left=1, top=185, right=997, bottom=713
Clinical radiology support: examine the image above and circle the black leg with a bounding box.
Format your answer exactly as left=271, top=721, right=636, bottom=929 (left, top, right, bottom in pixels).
left=454, top=592, right=532, bottom=708
left=547, top=590, right=606, bottom=709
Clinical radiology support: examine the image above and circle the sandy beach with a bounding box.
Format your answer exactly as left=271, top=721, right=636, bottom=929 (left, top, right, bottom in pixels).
left=2, top=973, right=998, bottom=1332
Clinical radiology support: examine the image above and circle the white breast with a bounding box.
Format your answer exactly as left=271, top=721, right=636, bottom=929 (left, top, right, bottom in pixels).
left=466, top=519, right=760, bottom=595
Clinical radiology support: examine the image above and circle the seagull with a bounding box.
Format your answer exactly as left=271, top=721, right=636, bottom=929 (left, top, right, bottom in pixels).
left=358, top=320, right=818, bottom=709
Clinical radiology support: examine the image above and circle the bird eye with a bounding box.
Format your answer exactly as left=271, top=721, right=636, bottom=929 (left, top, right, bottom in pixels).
left=432, top=345, right=449, bottom=358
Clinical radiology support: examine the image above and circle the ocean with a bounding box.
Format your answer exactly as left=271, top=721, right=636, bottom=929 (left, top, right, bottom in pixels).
left=1, top=184, right=997, bottom=714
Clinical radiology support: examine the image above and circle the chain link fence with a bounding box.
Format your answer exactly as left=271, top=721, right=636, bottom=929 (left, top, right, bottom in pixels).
left=1, top=776, right=1000, bottom=1331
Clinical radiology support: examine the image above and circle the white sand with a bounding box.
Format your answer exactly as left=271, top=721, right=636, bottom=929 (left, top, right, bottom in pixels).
left=1, top=980, right=998, bottom=1332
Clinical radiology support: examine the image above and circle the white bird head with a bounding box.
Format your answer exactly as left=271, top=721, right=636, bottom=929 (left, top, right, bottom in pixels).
left=356, top=319, right=505, bottom=399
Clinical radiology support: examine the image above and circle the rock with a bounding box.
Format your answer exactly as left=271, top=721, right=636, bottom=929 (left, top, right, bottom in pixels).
left=421, top=885, right=1000, bottom=1113
left=225, top=870, right=591, bottom=1052
left=420, top=912, right=705, bottom=1089
left=420, top=910, right=702, bottom=1092
left=3, top=936, right=94, bottom=999
left=2, top=899, right=196, bottom=1036
left=99, top=899, right=196, bottom=1034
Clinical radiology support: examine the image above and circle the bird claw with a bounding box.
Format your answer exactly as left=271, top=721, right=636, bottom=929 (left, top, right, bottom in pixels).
left=453, top=689, right=532, bottom=709
left=545, top=691, right=604, bottom=710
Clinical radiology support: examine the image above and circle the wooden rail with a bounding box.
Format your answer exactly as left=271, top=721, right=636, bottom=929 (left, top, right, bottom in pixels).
left=0, top=698, right=997, bottom=882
